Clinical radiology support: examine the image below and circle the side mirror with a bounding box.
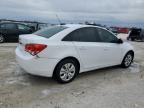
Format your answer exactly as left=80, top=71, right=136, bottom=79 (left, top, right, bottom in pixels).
left=117, top=39, right=123, bottom=44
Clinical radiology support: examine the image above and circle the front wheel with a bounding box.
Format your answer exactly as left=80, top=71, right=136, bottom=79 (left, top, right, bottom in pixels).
left=121, top=52, right=134, bottom=68
left=53, top=59, right=79, bottom=83
left=0, top=34, right=5, bottom=43
left=141, top=37, right=144, bottom=42
left=127, top=37, right=130, bottom=40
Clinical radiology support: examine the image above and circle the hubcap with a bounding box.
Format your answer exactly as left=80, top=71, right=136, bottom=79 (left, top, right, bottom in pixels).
left=60, top=63, right=76, bottom=81
left=125, top=54, right=132, bottom=67
left=0, top=35, right=4, bottom=43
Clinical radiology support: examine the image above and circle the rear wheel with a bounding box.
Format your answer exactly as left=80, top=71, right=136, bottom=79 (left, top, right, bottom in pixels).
left=121, top=52, right=134, bottom=68
left=0, top=34, right=4, bottom=43
left=53, top=59, right=79, bottom=83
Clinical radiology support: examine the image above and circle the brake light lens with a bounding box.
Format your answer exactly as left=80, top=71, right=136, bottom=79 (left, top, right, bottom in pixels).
left=25, top=44, right=47, bottom=55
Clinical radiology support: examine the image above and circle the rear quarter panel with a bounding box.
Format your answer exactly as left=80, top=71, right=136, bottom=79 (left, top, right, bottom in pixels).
left=38, top=41, right=84, bottom=72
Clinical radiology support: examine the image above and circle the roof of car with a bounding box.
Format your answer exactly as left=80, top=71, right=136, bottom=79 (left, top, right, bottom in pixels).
left=60, top=24, right=106, bottom=30
left=0, top=22, right=27, bottom=25
left=64, top=24, right=90, bottom=27
left=67, top=24, right=100, bottom=28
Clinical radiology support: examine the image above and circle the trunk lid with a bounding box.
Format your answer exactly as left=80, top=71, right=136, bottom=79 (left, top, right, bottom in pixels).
left=19, top=34, right=46, bottom=45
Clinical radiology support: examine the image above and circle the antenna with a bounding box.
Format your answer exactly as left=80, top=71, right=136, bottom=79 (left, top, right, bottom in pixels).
left=56, top=14, right=62, bottom=25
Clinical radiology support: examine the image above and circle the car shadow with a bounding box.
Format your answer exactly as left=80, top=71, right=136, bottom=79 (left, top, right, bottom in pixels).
left=24, top=74, right=58, bottom=85
left=77, top=65, right=123, bottom=78
left=20, top=65, right=124, bottom=86
left=129, top=40, right=144, bottom=42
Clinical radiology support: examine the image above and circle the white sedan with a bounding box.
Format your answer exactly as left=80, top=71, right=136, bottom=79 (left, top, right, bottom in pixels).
left=16, top=24, right=134, bottom=83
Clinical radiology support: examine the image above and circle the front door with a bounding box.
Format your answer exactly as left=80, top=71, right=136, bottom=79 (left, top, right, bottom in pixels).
left=4, top=23, right=19, bottom=41
left=97, top=28, right=123, bottom=66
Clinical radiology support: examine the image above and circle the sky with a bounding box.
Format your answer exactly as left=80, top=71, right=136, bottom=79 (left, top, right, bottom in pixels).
left=0, top=0, right=144, bottom=27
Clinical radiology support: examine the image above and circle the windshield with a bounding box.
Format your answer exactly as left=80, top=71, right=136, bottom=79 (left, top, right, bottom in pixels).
left=33, top=26, right=68, bottom=38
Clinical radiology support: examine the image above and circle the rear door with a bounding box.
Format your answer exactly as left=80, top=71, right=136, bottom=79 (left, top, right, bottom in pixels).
left=64, top=27, right=106, bottom=69
left=17, top=24, right=32, bottom=35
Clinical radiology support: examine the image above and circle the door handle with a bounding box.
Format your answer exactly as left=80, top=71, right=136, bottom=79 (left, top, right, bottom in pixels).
left=79, top=47, right=86, bottom=50
left=104, top=49, right=109, bottom=51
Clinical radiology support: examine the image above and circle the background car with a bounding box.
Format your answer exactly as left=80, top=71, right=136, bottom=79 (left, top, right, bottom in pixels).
left=16, top=24, right=134, bottom=83
left=127, top=28, right=144, bottom=41
left=107, top=27, right=118, bottom=35
left=0, top=22, right=35, bottom=43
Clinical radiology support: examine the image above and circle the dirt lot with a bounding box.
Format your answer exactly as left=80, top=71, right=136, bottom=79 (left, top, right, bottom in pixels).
left=0, top=39, right=144, bottom=108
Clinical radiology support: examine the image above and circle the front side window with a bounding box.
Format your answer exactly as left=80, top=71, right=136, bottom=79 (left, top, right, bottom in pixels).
left=63, top=27, right=101, bottom=42
left=34, top=26, right=67, bottom=38
left=5, top=23, right=17, bottom=29
left=98, top=28, right=118, bottom=43
left=0, top=24, right=6, bottom=29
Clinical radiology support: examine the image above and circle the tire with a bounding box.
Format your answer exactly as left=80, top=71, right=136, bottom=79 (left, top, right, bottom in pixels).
left=131, top=38, right=135, bottom=41
left=53, top=59, right=79, bottom=83
left=0, top=34, right=5, bottom=43
left=141, top=37, right=144, bottom=42
left=121, top=52, right=134, bottom=68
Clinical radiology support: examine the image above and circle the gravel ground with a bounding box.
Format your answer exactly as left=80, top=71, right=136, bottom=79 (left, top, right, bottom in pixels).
left=0, top=37, right=144, bottom=108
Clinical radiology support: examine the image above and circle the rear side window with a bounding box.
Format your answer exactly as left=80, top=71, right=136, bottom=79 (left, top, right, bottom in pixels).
left=18, top=24, right=30, bottom=30
left=63, top=27, right=101, bottom=42
left=34, top=26, right=67, bottom=38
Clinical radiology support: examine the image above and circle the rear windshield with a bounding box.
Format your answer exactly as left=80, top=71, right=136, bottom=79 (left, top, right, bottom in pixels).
left=33, top=26, right=68, bottom=38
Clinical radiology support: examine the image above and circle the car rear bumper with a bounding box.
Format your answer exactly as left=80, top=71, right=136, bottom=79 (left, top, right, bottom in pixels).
left=15, top=48, right=58, bottom=77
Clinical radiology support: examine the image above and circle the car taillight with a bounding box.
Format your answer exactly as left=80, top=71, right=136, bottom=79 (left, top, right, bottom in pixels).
left=25, top=44, right=47, bottom=56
